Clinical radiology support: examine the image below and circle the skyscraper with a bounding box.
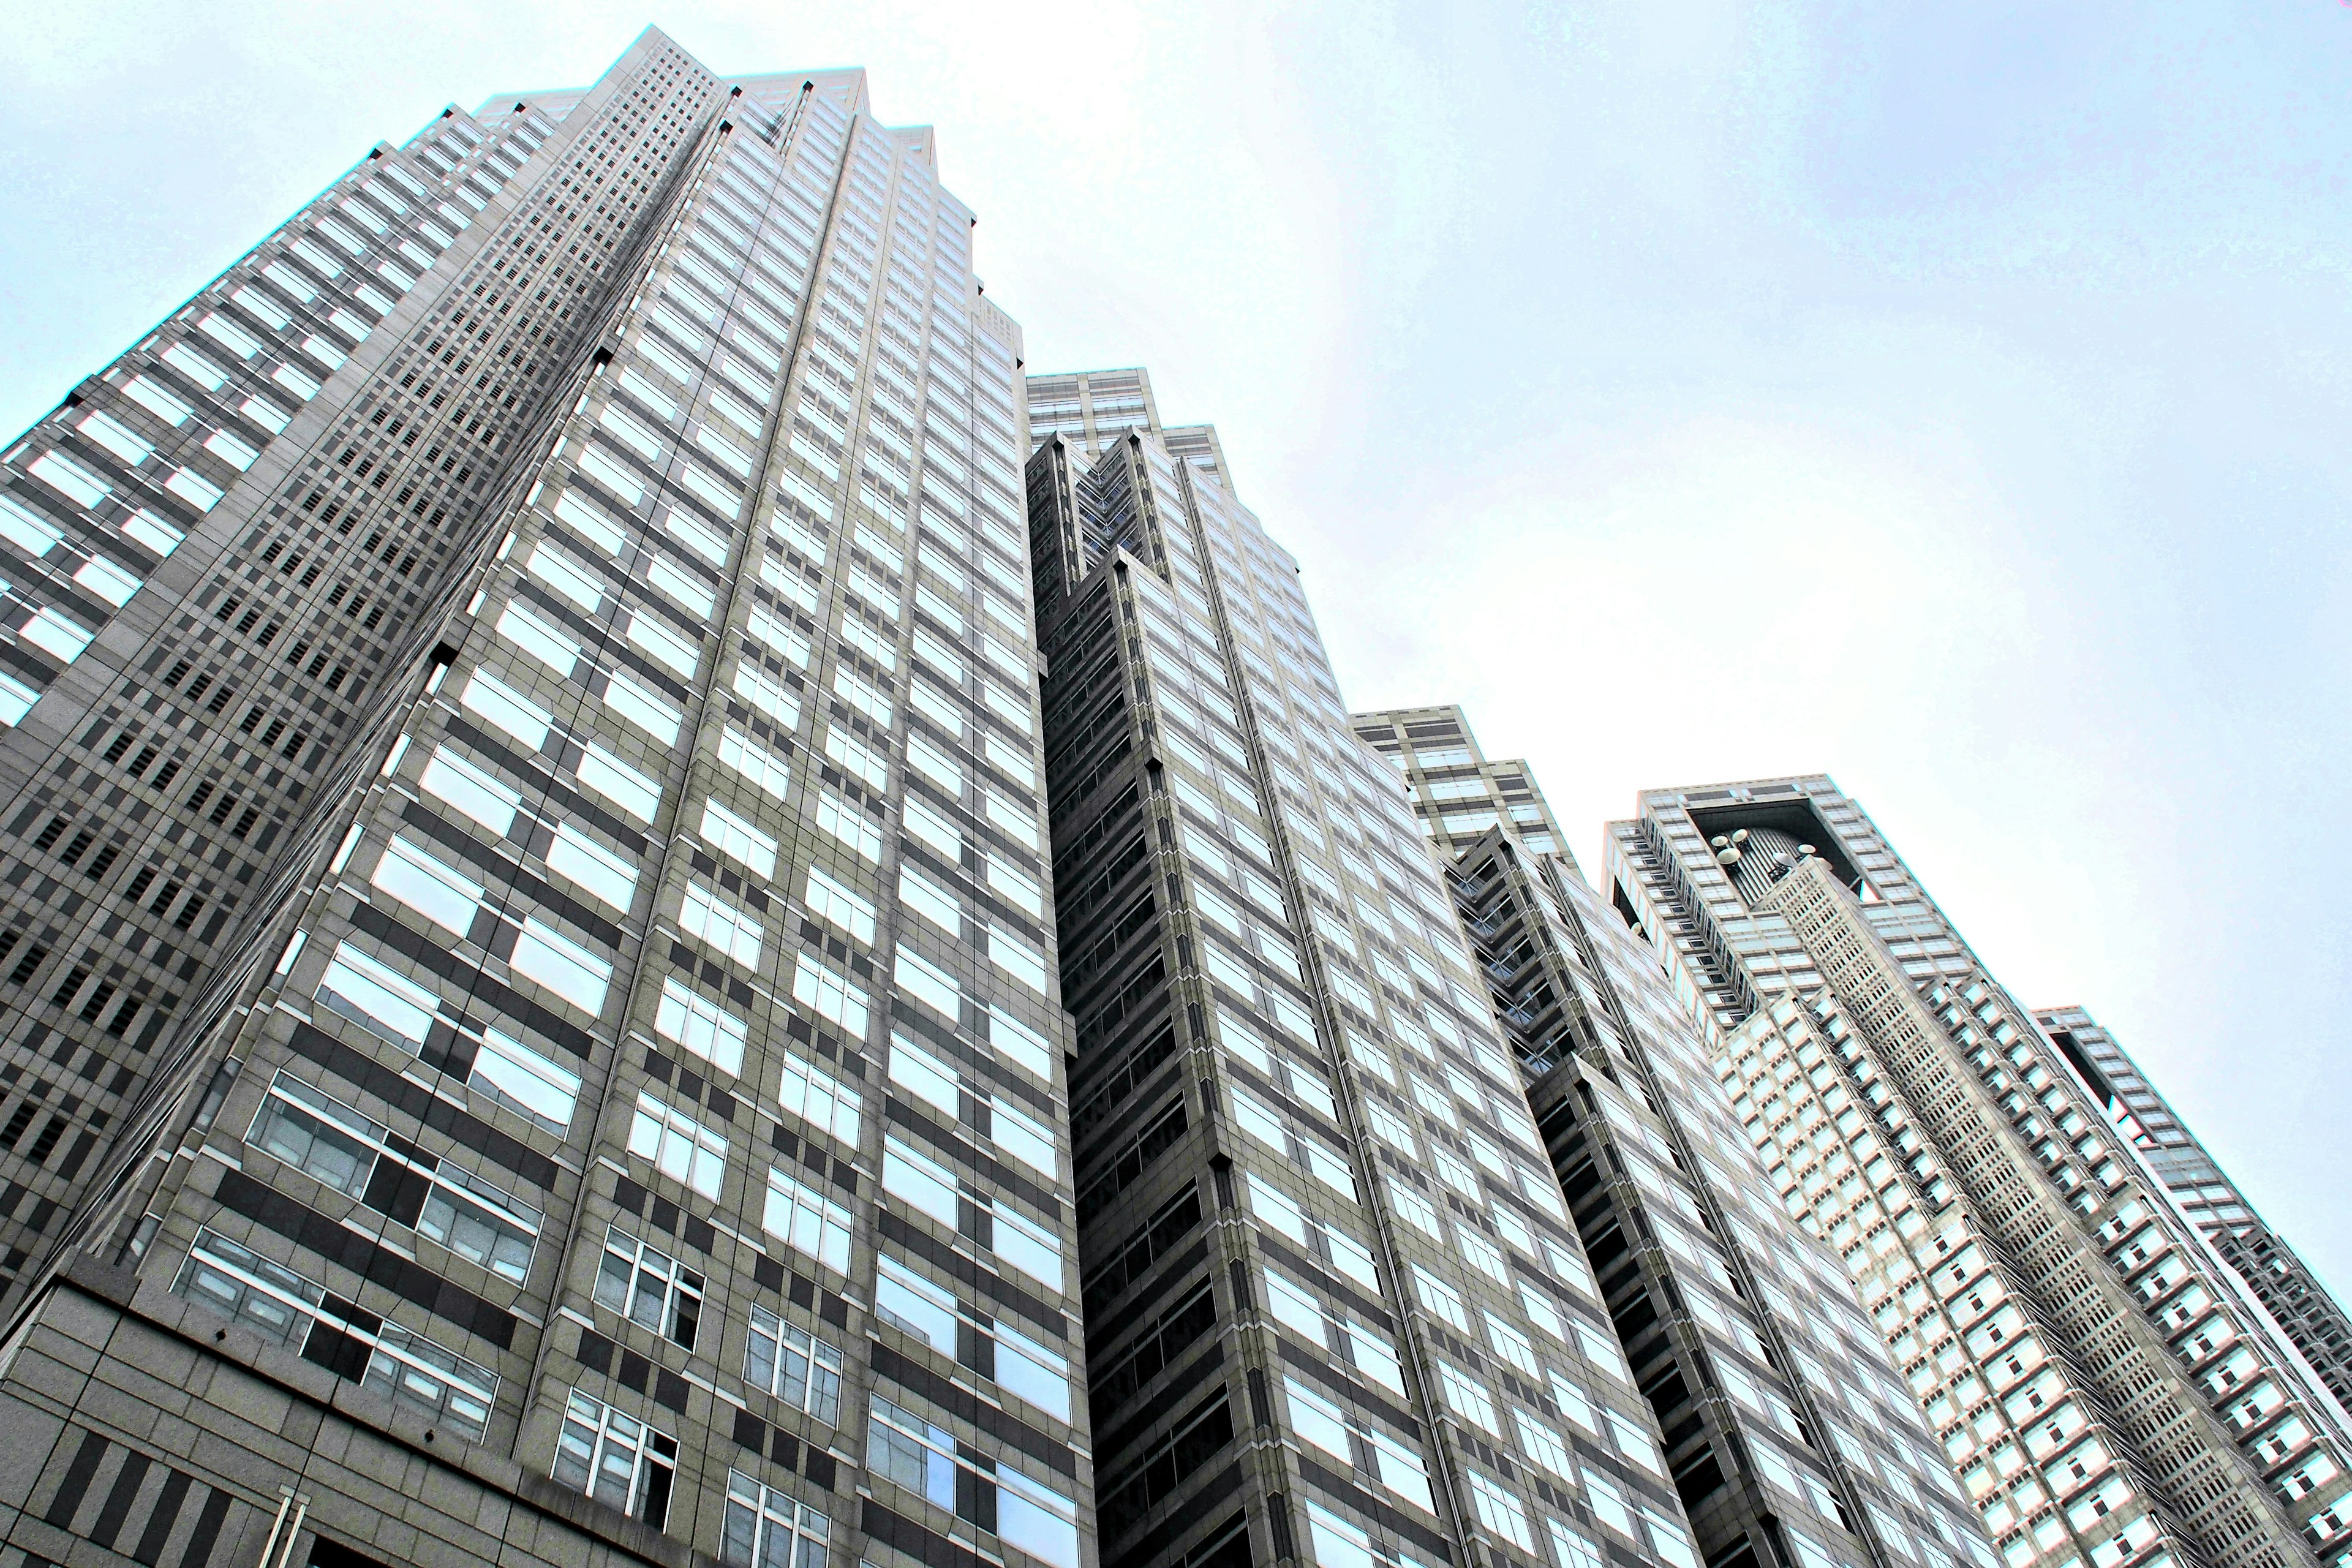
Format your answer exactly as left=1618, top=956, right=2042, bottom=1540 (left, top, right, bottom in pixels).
left=1352, top=706, right=1996, bottom=1568
left=1030, top=379, right=1717, bottom=1568
left=2030, top=1006, right=2352, bottom=1423
left=1608, top=779, right=2352, bottom=1568
left=0, top=31, right=1090, bottom=1568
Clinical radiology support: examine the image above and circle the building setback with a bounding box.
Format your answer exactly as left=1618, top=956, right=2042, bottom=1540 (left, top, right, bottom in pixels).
left=2031, top=1006, right=2352, bottom=1423
left=1608, top=780, right=2352, bottom=1568
left=0, top=30, right=1091, bottom=1568
left=1353, top=706, right=1997, bottom=1568
left=1031, top=378, right=1708, bottom=1568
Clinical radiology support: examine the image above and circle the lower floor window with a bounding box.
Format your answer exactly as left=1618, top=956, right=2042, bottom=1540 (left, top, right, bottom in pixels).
left=554, top=1389, right=676, bottom=1528
left=721, top=1471, right=829, bottom=1568
left=170, top=1228, right=496, bottom=1439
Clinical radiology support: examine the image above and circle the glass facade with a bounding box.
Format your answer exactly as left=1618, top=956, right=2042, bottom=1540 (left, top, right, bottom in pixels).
left=1032, top=382, right=1693, bottom=1568
left=1610, top=778, right=2352, bottom=1568
left=1354, top=706, right=1996, bottom=1568
left=0, top=34, right=1085, bottom=1568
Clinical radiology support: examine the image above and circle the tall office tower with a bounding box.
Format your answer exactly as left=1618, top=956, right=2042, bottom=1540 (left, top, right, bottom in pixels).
left=1352, top=707, right=1997, bottom=1568
left=1341, top=705, right=1566, bottom=859
left=0, top=31, right=1095, bottom=1568
left=1608, top=781, right=2352, bottom=1568
left=2032, top=1006, right=2352, bottom=1422
left=1028, top=375, right=1710, bottom=1568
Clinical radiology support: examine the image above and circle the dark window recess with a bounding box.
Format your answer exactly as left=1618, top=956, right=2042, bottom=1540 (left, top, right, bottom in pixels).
left=1075, top=1094, right=1188, bottom=1226
left=1095, top=1392, right=1234, bottom=1542
left=1088, top=1279, right=1217, bottom=1419
left=6, top=943, right=48, bottom=987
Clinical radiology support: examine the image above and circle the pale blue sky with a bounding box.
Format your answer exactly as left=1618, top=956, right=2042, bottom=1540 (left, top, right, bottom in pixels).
left=3, top=2, right=2345, bottom=1295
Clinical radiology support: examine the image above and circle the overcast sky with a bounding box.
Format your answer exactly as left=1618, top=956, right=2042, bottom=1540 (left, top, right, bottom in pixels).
left=4, top=1, right=2345, bottom=1297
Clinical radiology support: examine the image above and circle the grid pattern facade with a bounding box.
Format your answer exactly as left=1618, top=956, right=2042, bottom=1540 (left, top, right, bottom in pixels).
left=1030, top=379, right=1701, bottom=1568
left=1355, top=707, right=1996, bottom=1568
left=1608, top=780, right=2352, bottom=1568
left=0, top=32, right=1091, bottom=1568
left=2032, top=1008, right=2352, bottom=1422
left=1348, top=707, right=1564, bottom=859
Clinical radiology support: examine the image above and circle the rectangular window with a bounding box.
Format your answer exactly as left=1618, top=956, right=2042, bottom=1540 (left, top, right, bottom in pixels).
left=762, top=1166, right=853, bottom=1273
left=779, top=1051, right=861, bottom=1144
left=699, top=797, right=778, bottom=878
left=511, top=918, right=611, bottom=1014
left=794, top=951, right=870, bottom=1036
left=316, top=939, right=437, bottom=1050
left=682, top=881, right=763, bottom=967
left=548, top=823, right=638, bottom=912
left=744, top=1307, right=842, bottom=1423
left=721, top=1471, right=830, bottom=1568
left=627, top=1092, right=726, bottom=1198
left=892, top=944, right=959, bottom=1022
left=655, top=975, right=748, bottom=1076
left=553, top=1389, right=676, bottom=1528
left=370, top=835, right=481, bottom=934
left=471, top=1028, right=579, bottom=1133
left=804, top=864, right=876, bottom=944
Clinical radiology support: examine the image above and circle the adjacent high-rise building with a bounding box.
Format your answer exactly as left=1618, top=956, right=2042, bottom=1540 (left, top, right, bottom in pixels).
left=0, top=24, right=2336, bottom=1568
left=1608, top=780, right=2352, bottom=1568
left=1030, top=379, right=1720, bottom=1568
left=2030, top=1006, right=2352, bottom=1422
left=1354, top=706, right=1996, bottom=1568
left=0, top=31, right=1093, bottom=1568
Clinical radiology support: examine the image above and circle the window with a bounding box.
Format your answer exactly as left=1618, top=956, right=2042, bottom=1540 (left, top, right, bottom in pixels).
left=371, top=835, right=481, bottom=933
left=594, top=1226, right=704, bottom=1349
left=605, top=670, right=682, bottom=745
left=1468, top=1469, right=1534, bottom=1551
left=682, top=881, right=763, bottom=967
left=717, top=726, right=790, bottom=803
left=1437, top=1360, right=1499, bottom=1434
left=892, top=944, right=959, bottom=1022
left=899, top=864, right=962, bottom=934
left=1517, top=1409, right=1575, bottom=1481
left=805, top=865, right=876, bottom=943
left=733, top=662, right=802, bottom=729
left=989, top=923, right=1047, bottom=993
left=511, top=918, right=611, bottom=1014
left=992, top=1200, right=1066, bottom=1292
left=462, top=670, right=553, bottom=750
left=699, top=797, right=778, bottom=878
left=1486, top=1311, right=1540, bottom=1377
left=579, top=744, right=661, bottom=822
left=655, top=976, right=747, bottom=1076
left=628, top=1093, right=726, bottom=1198
left=553, top=1390, right=675, bottom=1528
left=249, top=1074, right=379, bottom=1197
left=1518, top=1282, right=1567, bottom=1343
left=1548, top=1519, right=1608, bottom=1568
left=763, top=1166, right=853, bottom=1273
left=548, top=824, right=638, bottom=912
left=794, top=951, right=871, bottom=1036
left=1581, top=1467, right=1635, bottom=1538
left=779, top=1051, right=861, bottom=1144
left=471, top=1028, right=579, bottom=1133
left=815, top=789, right=881, bottom=861
left=173, top=1228, right=497, bottom=1440
left=832, top=728, right=894, bottom=790
left=721, top=1471, right=829, bottom=1568
left=419, top=1163, right=541, bottom=1284
left=866, top=1399, right=1081, bottom=1568
left=1414, top=1265, right=1471, bottom=1332
left=316, top=940, right=436, bottom=1050
left=745, top=1306, right=843, bottom=1423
